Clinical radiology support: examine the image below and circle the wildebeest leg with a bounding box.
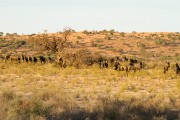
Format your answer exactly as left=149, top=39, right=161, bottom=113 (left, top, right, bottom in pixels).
left=18, top=58, right=21, bottom=64
left=125, top=66, right=129, bottom=77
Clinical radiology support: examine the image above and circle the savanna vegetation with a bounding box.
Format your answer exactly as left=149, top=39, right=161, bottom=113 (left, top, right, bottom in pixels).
left=0, top=30, right=179, bottom=120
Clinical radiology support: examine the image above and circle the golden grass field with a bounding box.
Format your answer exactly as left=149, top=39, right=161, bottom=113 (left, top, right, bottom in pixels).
left=0, top=31, right=180, bottom=120
left=0, top=61, right=179, bottom=120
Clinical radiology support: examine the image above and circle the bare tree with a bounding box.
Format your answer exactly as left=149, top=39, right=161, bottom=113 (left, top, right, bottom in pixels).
left=32, top=28, right=74, bottom=63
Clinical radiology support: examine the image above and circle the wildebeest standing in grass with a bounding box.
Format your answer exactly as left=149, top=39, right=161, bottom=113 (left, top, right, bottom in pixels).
left=25, top=56, right=29, bottom=63
left=48, top=56, right=55, bottom=63
left=59, top=58, right=63, bottom=68
left=58, top=57, right=67, bottom=68
left=5, top=55, right=11, bottom=62
left=175, top=63, right=180, bottom=76
left=99, top=59, right=108, bottom=69
left=114, top=61, right=129, bottom=76
left=114, top=61, right=120, bottom=70
left=21, top=55, right=25, bottom=62
left=122, top=56, right=128, bottom=62
left=6, top=55, right=10, bottom=60
left=48, top=57, right=52, bottom=62
left=129, top=59, right=138, bottom=66
left=39, top=56, right=46, bottom=64
left=29, top=57, right=33, bottom=62
left=33, top=57, right=38, bottom=63
left=164, top=61, right=170, bottom=74
left=17, top=56, right=21, bottom=63
left=103, top=60, right=108, bottom=68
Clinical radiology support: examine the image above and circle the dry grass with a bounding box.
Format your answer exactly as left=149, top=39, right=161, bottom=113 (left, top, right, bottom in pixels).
left=0, top=60, right=179, bottom=120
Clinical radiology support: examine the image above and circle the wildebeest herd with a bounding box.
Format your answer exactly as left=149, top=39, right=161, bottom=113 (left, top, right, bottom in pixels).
left=0, top=54, right=180, bottom=76
left=3, top=54, right=53, bottom=64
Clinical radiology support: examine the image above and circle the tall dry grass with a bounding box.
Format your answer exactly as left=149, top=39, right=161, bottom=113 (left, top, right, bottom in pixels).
left=0, top=60, right=179, bottom=120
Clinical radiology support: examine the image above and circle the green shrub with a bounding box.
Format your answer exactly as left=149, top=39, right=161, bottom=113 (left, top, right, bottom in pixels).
left=155, top=39, right=167, bottom=46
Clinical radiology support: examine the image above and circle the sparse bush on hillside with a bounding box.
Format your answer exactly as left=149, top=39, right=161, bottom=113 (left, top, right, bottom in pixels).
left=99, top=29, right=108, bottom=34
left=91, top=41, right=97, bottom=47
left=167, top=33, right=173, bottom=38
left=31, top=28, right=73, bottom=64
left=30, top=33, right=36, bottom=36
left=174, top=53, right=179, bottom=57
left=1, top=48, right=8, bottom=53
left=96, top=39, right=103, bottom=43
left=155, top=39, right=167, bottom=46
left=137, top=42, right=146, bottom=50
left=76, top=36, right=82, bottom=39
left=120, top=32, right=125, bottom=37
left=118, top=49, right=124, bottom=54
left=132, top=31, right=136, bottom=34
left=82, top=30, right=89, bottom=35
left=105, top=34, right=112, bottom=40
left=109, top=29, right=115, bottom=35
left=16, top=40, right=27, bottom=45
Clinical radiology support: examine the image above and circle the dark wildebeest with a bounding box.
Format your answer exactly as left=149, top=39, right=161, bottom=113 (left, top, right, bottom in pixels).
left=103, top=60, right=108, bottom=68
left=25, top=56, right=29, bottom=63
left=114, top=61, right=120, bottom=70
left=110, top=57, right=115, bottom=64
left=164, top=61, right=170, bottom=74
left=29, top=57, right=33, bottom=62
left=175, top=63, right=180, bottom=76
left=98, top=57, right=104, bottom=69
left=99, top=59, right=108, bottom=69
left=114, top=61, right=129, bottom=76
left=4, top=55, right=11, bottom=62
left=48, top=57, right=52, bottom=62
left=129, top=59, right=138, bottom=66
left=6, top=55, right=11, bottom=60
left=85, top=57, right=94, bottom=66
left=122, top=56, right=128, bottom=62
left=22, top=55, right=25, bottom=62
left=59, top=58, right=63, bottom=68
left=39, top=56, right=46, bottom=64
left=33, top=57, right=38, bottom=63
left=58, top=57, right=66, bottom=68
left=48, top=56, right=55, bottom=63
left=17, top=56, right=21, bottom=63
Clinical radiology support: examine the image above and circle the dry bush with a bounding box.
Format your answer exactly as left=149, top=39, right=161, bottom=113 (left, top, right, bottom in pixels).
left=46, top=98, right=179, bottom=120
left=60, top=49, right=98, bottom=68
